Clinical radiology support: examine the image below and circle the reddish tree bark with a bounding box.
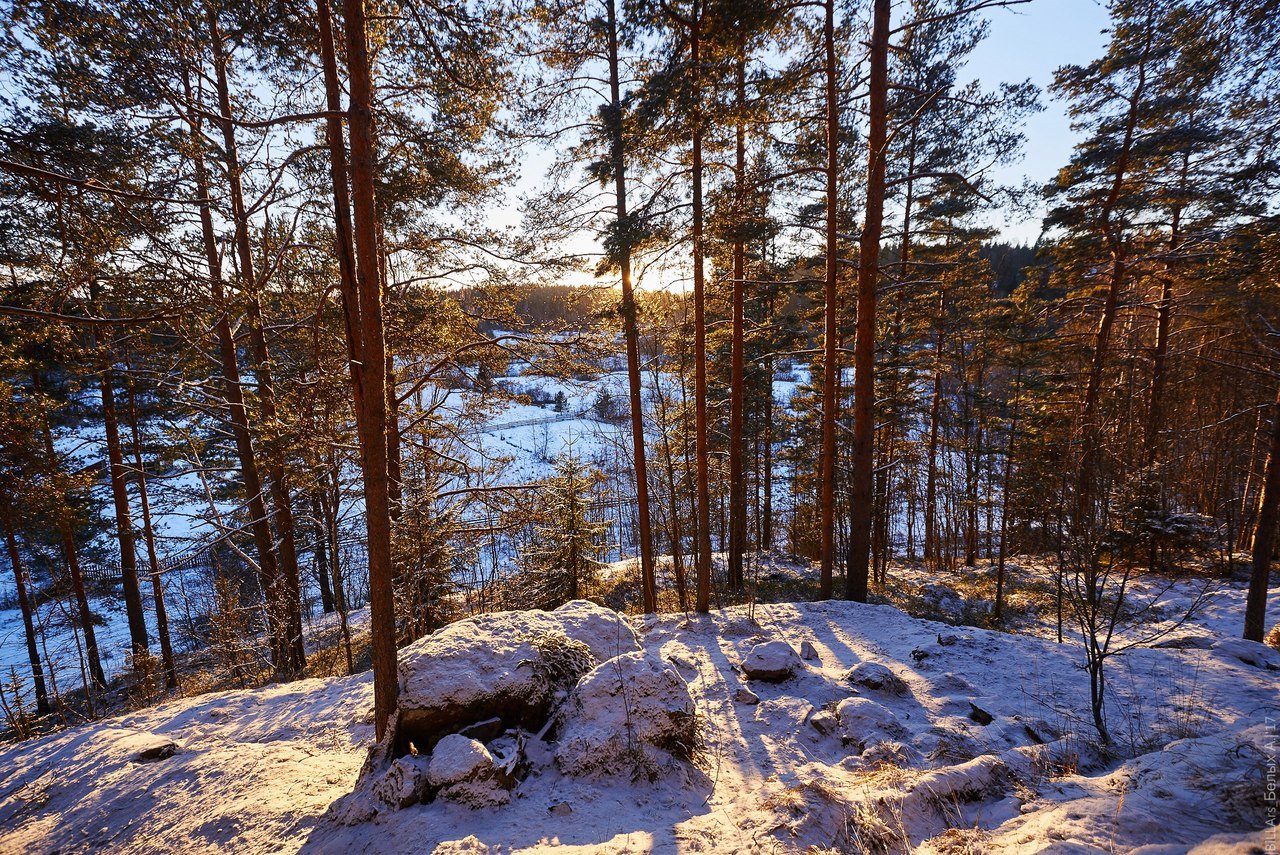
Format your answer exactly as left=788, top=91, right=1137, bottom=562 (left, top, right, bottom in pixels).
left=845, top=0, right=890, bottom=602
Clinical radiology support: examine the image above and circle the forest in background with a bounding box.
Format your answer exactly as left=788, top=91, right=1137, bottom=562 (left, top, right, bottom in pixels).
left=0, top=0, right=1276, bottom=748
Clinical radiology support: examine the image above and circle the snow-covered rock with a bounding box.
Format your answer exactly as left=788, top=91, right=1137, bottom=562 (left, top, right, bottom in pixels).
left=427, top=735, right=495, bottom=788
left=428, top=734, right=511, bottom=808
left=741, top=640, right=802, bottom=682
left=836, top=697, right=905, bottom=748
left=373, top=755, right=431, bottom=809
left=555, top=651, right=697, bottom=777
left=396, top=602, right=638, bottom=749
left=1211, top=637, right=1280, bottom=669
left=845, top=660, right=909, bottom=694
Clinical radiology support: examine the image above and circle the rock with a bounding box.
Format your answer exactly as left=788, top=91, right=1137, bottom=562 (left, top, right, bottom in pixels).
left=428, top=735, right=496, bottom=788
left=755, top=697, right=816, bottom=731
left=810, top=709, right=838, bottom=736
left=741, top=640, right=802, bottom=682
left=396, top=602, right=638, bottom=750
left=937, top=633, right=961, bottom=646
left=968, top=701, right=994, bottom=726
left=1152, top=635, right=1215, bottom=650
left=132, top=738, right=178, bottom=763
left=910, top=647, right=930, bottom=664
left=734, top=686, right=760, bottom=705
left=800, top=640, right=820, bottom=662
left=429, top=734, right=511, bottom=808
left=373, top=756, right=431, bottom=809
left=549, top=802, right=573, bottom=817
left=845, top=661, right=909, bottom=695
left=1212, top=637, right=1280, bottom=670
left=836, top=697, right=904, bottom=748
left=555, top=651, right=697, bottom=777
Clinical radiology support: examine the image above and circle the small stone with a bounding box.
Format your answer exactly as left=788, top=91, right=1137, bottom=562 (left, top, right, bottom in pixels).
left=800, top=641, right=820, bottom=662
left=549, top=802, right=573, bottom=816
left=742, top=640, right=802, bottom=682
left=968, top=702, right=994, bottom=726
left=134, top=740, right=178, bottom=763
left=937, top=633, right=960, bottom=646
left=910, top=647, right=929, bottom=664
left=810, top=710, right=838, bottom=736
left=734, top=687, right=760, bottom=705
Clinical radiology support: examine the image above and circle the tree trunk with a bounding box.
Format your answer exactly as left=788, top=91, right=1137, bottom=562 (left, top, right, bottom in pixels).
left=1145, top=207, right=1180, bottom=465
left=124, top=351, right=178, bottom=690
left=1074, top=37, right=1148, bottom=538
left=1244, top=390, right=1280, bottom=641
left=605, top=0, right=657, bottom=613
left=995, top=361, right=1023, bottom=623
left=208, top=12, right=306, bottom=677
left=341, top=0, right=399, bottom=739
left=818, top=0, right=840, bottom=600
left=182, top=68, right=283, bottom=673
left=93, top=322, right=150, bottom=666
left=728, top=50, right=748, bottom=594
left=690, top=3, right=713, bottom=613
left=924, top=287, right=945, bottom=569
left=844, top=0, right=889, bottom=601
left=313, top=493, right=336, bottom=614
left=33, top=369, right=105, bottom=690
left=1, top=498, right=49, bottom=714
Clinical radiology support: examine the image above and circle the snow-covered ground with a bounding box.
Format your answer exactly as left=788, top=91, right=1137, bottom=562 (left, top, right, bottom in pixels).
left=0, top=592, right=1275, bottom=854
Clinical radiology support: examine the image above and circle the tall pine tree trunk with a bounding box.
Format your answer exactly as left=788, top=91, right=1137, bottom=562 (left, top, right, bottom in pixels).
left=182, top=69, right=283, bottom=665
left=818, top=0, right=839, bottom=600
left=342, top=0, right=399, bottom=739
left=605, top=0, right=657, bottom=612
left=33, top=369, right=105, bottom=690
left=92, top=319, right=150, bottom=665
left=727, top=50, right=748, bottom=594
left=690, top=3, right=713, bottom=613
left=845, top=0, right=889, bottom=602
left=124, top=352, right=178, bottom=690
left=1, top=498, right=49, bottom=714
left=208, top=14, right=305, bottom=677
left=1244, top=389, right=1280, bottom=641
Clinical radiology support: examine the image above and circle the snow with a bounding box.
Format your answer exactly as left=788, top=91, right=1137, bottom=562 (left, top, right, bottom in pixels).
left=0, top=592, right=1275, bottom=854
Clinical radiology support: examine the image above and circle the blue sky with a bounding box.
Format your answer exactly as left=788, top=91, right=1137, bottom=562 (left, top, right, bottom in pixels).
left=965, top=0, right=1112, bottom=242
left=503, top=0, right=1116, bottom=283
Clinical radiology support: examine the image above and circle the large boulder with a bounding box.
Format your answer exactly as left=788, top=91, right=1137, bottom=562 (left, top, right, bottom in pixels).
left=555, top=651, right=697, bottom=778
left=396, top=601, right=640, bottom=751
left=741, top=640, right=803, bottom=682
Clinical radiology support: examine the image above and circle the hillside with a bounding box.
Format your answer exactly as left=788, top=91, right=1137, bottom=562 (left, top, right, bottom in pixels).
left=0, top=597, right=1274, bottom=855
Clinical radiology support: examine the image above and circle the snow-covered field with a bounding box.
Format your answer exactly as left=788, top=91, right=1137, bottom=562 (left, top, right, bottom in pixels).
left=1, top=592, right=1275, bottom=854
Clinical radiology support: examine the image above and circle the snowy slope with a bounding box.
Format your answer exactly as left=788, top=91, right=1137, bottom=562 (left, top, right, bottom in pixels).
left=0, top=597, right=1275, bottom=855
